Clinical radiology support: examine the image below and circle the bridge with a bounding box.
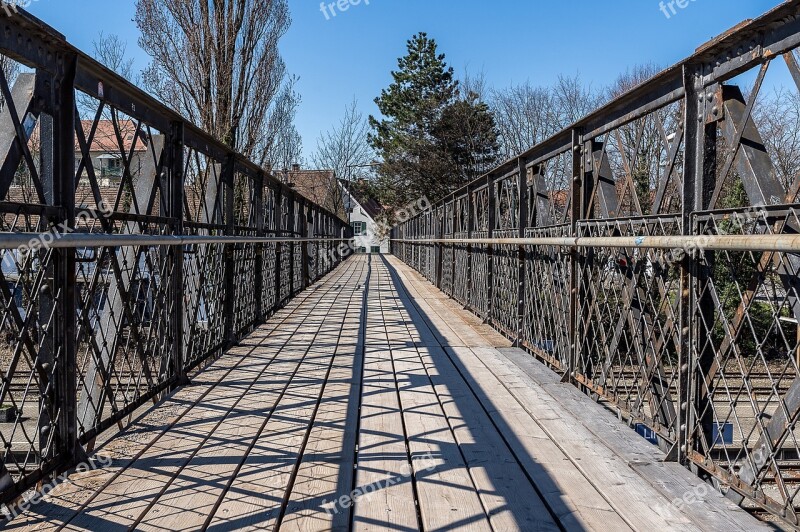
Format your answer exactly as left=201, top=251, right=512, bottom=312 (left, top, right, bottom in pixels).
left=0, top=2, right=798, bottom=531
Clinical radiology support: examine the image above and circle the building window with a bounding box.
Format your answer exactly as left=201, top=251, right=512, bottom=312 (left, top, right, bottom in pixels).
left=351, top=221, right=366, bottom=236
left=99, top=156, right=122, bottom=178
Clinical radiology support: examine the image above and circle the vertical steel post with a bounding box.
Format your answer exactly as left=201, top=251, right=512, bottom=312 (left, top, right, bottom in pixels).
left=449, top=194, right=457, bottom=296
left=486, top=174, right=496, bottom=323
left=678, top=65, right=699, bottom=464
left=54, top=55, right=79, bottom=466
left=168, top=121, right=188, bottom=384
left=300, top=200, right=310, bottom=288
left=310, top=206, right=317, bottom=282
left=222, top=153, right=236, bottom=346
left=435, top=203, right=444, bottom=288
left=683, top=66, right=719, bottom=463
left=568, top=128, right=583, bottom=383
left=36, top=60, right=81, bottom=469
left=253, top=171, right=265, bottom=323
left=517, top=158, right=528, bottom=347
left=287, top=193, right=296, bottom=294
left=274, top=187, right=283, bottom=306
left=466, top=184, right=474, bottom=309
left=35, top=71, right=57, bottom=464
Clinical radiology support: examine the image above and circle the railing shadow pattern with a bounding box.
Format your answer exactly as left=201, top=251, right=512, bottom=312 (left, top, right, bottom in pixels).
left=394, top=1, right=800, bottom=526
left=0, top=9, right=349, bottom=505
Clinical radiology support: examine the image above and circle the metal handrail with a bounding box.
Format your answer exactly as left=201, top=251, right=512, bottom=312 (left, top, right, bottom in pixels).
left=391, top=234, right=800, bottom=253
left=0, top=233, right=353, bottom=249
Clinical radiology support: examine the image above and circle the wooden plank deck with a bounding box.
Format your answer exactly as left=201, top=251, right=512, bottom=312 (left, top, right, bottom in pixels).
left=2, top=255, right=770, bottom=531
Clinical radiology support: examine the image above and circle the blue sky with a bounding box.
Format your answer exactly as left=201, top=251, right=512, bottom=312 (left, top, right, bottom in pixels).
left=27, top=0, right=785, bottom=162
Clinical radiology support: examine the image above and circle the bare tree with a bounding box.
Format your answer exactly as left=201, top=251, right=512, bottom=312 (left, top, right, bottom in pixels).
left=93, top=32, right=138, bottom=83
left=486, top=74, right=602, bottom=161
left=603, top=63, right=675, bottom=214
left=0, top=54, right=18, bottom=90
left=490, top=81, right=556, bottom=159
left=78, top=33, right=139, bottom=120
left=135, top=0, right=298, bottom=166
left=552, top=73, right=604, bottom=129
left=461, top=69, right=489, bottom=102
left=754, top=86, right=800, bottom=193
left=0, top=54, right=19, bottom=115
left=265, top=79, right=303, bottom=171
left=311, top=99, right=374, bottom=212
left=311, top=99, right=374, bottom=179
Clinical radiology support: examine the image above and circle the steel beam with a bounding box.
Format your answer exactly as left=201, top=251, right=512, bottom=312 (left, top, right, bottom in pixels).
left=0, top=73, right=35, bottom=200
left=168, top=121, right=188, bottom=384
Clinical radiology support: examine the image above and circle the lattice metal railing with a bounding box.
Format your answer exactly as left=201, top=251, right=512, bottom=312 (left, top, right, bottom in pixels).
left=0, top=9, right=350, bottom=506
left=392, top=1, right=800, bottom=526
left=523, top=224, right=571, bottom=370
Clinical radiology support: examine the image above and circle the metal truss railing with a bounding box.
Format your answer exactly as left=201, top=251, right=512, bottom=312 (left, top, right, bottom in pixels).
left=0, top=9, right=351, bottom=506
left=393, top=1, right=800, bottom=526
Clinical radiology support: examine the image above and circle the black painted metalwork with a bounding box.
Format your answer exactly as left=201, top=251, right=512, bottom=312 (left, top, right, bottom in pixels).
left=393, top=1, right=800, bottom=525
left=0, top=8, right=349, bottom=506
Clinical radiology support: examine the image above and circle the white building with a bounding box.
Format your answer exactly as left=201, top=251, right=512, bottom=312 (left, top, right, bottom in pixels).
left=340, top=180, right=389, bottom=254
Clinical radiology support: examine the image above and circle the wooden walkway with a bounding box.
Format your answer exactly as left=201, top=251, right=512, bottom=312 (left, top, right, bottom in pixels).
left=3, top=255, right=769, bottom=531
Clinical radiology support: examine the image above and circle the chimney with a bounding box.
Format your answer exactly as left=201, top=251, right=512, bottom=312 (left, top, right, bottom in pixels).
left=292, top=163, right=301, bottom=172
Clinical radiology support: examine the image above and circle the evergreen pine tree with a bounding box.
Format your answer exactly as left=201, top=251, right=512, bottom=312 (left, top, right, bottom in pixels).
left=370, top=33, right=499, bottom=208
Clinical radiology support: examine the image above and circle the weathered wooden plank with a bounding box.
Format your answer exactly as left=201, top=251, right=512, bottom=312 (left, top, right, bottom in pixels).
left=135, top=345, right=318, bottom=531
left=391, top=345, right=491, bottom=532
left=375, top=260, right=493, bottom=532
left=351, top=345, right=420, bottom=532
left=204, top=260, right=368, bottom=531
left=382, top=258, right=562, bottom=530
left=5, top=261, right=359, bottom=532
left=461, top=345, right=699, bottom=530
left=386, top=257, right=630, bottom=531
left=350, top=261, right=420, bottom=532
left=133, top=276, right=355, bottom=531
left=415, top=345, right=562, bottom=531
left=496, top=347, right=773, bottom=532
left=278, top=283, right=364, bottom=530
